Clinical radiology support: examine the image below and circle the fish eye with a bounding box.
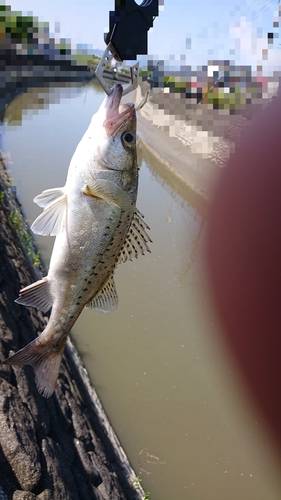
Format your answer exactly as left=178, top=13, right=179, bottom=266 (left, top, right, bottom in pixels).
left=122, top=131, right=135, bottom=147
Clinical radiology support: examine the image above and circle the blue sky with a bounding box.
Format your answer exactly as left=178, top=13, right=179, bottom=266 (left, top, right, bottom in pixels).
left=6, top=0, right=281, bottom=73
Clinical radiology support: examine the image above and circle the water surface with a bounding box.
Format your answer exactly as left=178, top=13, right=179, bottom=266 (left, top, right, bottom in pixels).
left=3, top=81, right=281, bottom=500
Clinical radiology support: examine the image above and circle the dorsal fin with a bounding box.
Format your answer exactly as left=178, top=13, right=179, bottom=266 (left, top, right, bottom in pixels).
left=31, top=188, right=67, bottom=236
left=118, top=209, right=152, bottom=264
left=85, top=273, right=119, bottom=313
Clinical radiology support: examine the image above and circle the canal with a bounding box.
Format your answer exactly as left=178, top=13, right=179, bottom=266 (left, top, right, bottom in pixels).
left=2, top=81, right=281, bottom=500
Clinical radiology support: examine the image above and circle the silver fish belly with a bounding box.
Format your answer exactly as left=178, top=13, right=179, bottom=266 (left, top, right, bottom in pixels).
left=3, top=84, right=151, bottom=397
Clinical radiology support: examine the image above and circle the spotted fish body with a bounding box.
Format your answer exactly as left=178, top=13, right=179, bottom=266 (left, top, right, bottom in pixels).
left=3, top=84, right=151, bottom=397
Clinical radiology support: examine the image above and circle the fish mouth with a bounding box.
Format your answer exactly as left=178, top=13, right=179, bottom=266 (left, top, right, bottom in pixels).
left=103, top=84, right=135, bottom=137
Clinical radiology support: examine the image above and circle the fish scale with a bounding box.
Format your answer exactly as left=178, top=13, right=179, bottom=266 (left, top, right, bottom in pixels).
left=3, top=83, right=151, bottom=397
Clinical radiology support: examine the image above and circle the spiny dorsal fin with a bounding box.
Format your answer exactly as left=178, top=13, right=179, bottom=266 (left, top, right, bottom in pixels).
left=85, top=273, right=119, bottom=313
left=31, top=189, right=67, bottom=236
left=15, top=277, right=52, bottom=313
left=118, top=209, right=152, bottom=264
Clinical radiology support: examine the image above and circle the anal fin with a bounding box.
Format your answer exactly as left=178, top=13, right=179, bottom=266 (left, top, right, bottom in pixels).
left=85, top=273, right=118, bottom=313
left=15, top=277, right=52, bottom=312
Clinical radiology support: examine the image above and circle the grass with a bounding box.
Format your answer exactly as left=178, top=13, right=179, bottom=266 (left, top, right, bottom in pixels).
left=22, top=231, right=32, bottom=255
left=204, top=87, right=246, bottom=110
left=140, top=71, right=263, bottom=111
left=9, top=208, right=41, bottom=268
left=32, top=249, right=41, bottom=268
left=72, top=53, right=100, bottom=67
left=133, top=448, right=166, bottom=499
left=133, top=477, right=142, bottom=489
left=133, top=477, right=150, bottom=499
left=1, top=150, right=41, bottom=269
left=9, top=209, right=23, bottom=232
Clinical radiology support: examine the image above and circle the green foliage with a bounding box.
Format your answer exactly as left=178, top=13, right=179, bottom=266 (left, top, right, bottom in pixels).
left=9, top=208, right=41, bottom=268
left=22, top=231, right=32, bottom=256
left=133, top=477, right=150, bottom=499
left=162, top=75, right=193, bottom=94
left=133, top=477, right=142, bottom=488
left=0, top=4, right=39, bottom=43
left=9, top=209, right=23, bottom=232
left=1, top=4, right=99, bottom=69
left=206, top=87, right=246, bottom=110
left=0, top=190, right=4, bottom=204
left=32, top=249, right=41, bottom=268
left=72, top=53, right=100, bottom=67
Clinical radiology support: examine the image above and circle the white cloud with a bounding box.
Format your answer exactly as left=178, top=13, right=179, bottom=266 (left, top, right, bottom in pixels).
left=229, top=16, right=281, bottom=73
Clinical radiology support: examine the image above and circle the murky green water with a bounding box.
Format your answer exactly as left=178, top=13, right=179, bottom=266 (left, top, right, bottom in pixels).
left=3, top=81, right=281, bottom=500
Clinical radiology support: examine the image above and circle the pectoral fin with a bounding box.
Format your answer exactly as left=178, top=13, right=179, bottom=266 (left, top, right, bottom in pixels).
left=118, top=209, right=152, bottom=264
left=33, top=187, right=65, bottom=208
left=31, top=190, right=67, bottom=236
left=85, top=273, right=119, bottom=313
left=83, top=179, right=134, bottom=211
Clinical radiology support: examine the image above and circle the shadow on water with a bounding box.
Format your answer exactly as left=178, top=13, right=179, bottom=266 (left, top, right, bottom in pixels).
left=137, top=135, right=208, bottom=217
left=0, top=53, right=111, bottom=123
left=1, top=77, right=106, bottom=126
left=177, top=215, right=205, bottom=282
left=0, top=56, right=132, bottom=123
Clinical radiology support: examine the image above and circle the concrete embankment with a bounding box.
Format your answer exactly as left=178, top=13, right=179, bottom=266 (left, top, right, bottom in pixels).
left=0, top=158, right=143, bottom=500
left=135, top=81, right=271, bottom=212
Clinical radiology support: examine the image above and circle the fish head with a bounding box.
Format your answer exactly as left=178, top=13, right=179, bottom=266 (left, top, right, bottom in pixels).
left=91, top=84, right=137, bottom=178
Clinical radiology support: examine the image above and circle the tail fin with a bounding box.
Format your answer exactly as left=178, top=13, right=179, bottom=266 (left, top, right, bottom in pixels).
left=3, top=338, right=63, bottom=398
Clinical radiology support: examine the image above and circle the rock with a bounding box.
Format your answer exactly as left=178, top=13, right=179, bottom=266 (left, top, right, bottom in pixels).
left=0, top=485, right=8, bottom=500
left=74, top=439, right=102, bottom=486
left=0, top=380, right=41, bottom=491
left=36, top=491, right=52, bottom=500
left=40, top=437, right=79, bottom=500
left=12, top=491, right=37, bottom=500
